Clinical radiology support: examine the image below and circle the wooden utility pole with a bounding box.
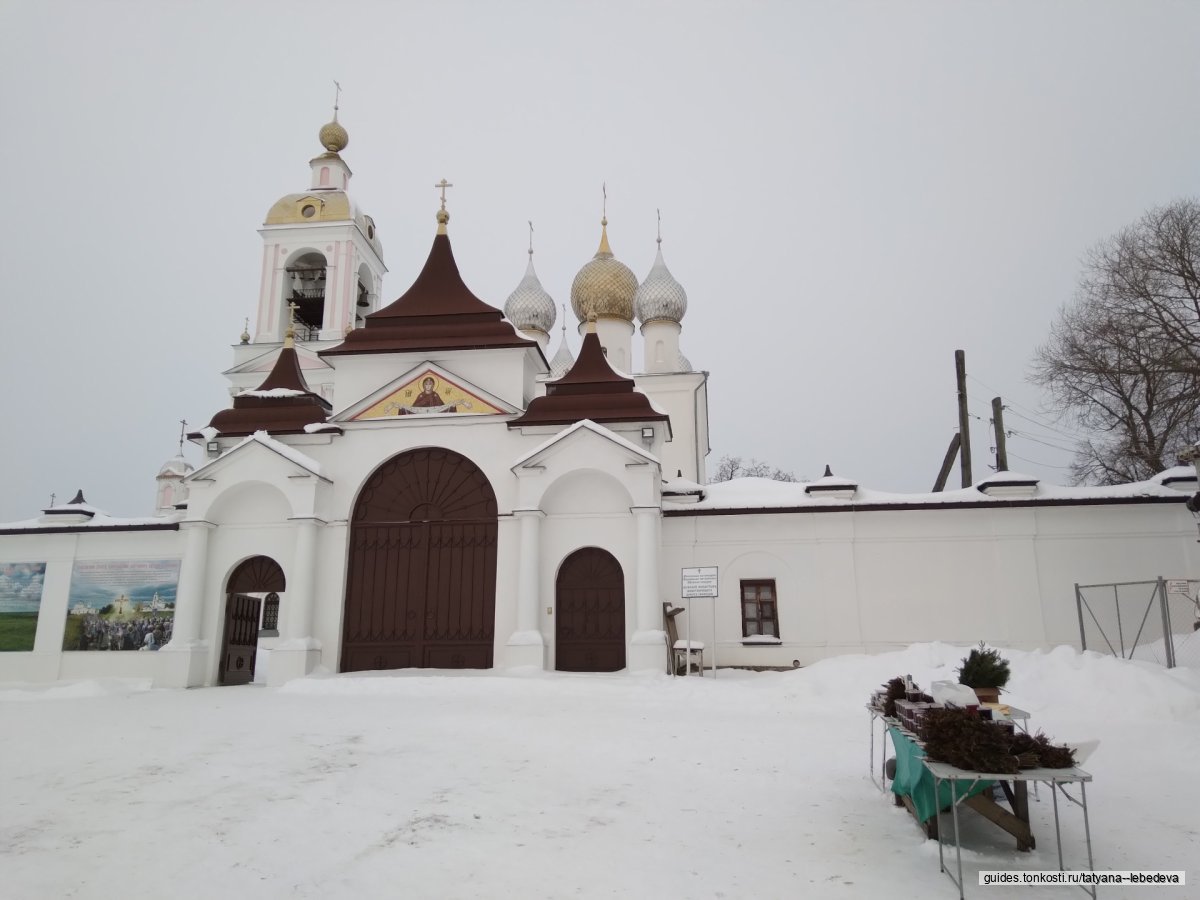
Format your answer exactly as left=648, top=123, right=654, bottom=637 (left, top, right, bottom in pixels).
left=991, top=396, right=1008, bottom=472
left=932, top=433, right=962, bottom=492
left=955, top=350, right=972, bottom=487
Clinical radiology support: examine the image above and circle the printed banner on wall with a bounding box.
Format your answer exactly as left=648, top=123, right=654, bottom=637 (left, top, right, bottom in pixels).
left=0, top=562, right=46, bottom=652
left=62, top=559, right=180, bottom=651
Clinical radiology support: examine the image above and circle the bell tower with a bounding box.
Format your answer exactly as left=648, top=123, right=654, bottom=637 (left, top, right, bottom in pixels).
left=252, top=96, right=387, bottom=346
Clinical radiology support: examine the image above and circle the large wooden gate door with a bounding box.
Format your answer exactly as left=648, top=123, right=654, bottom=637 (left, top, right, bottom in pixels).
left=555, top=548, right=626, bottom=672
left=341, top=448, right=498, bottom=672
left=219, top=556, right=285, bottom=686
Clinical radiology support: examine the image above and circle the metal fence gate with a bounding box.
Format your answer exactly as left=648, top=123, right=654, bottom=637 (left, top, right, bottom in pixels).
left=1075, top=578, right=1200, bottom=669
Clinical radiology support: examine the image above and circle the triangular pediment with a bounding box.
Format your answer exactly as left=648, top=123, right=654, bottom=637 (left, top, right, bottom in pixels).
left=335, top=362, right=518, bottom=422
left=511, top=419, right=658, bottom=473
left=187, top=432, right=330, bottom=484
left=224, top=345, right=331, bottom=376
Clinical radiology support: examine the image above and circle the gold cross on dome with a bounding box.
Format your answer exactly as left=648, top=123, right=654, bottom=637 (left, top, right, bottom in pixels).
left=435, top=178, right=454, bottom=210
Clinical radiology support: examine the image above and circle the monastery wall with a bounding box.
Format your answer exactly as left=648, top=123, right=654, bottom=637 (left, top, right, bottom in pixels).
left=659, top=500, right=1198, bottom=669
left=0, top=528, right=183, bottom=683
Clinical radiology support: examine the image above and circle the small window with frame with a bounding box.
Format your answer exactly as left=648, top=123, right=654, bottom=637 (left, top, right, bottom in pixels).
left=261, top=592, right=280, bottom=634
left=740, top=579, right=779, bottom=639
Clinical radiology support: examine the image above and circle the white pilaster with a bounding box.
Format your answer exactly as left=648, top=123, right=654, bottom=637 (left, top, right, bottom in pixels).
left=629, top=506, right=667, bottom=671
left=506, top=508, right=546, bottom=667
left=269, top=517, right=323, bottom=685
left=157, top=520, right=213, bottom=688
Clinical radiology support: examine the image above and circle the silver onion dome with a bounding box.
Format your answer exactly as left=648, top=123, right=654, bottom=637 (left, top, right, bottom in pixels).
left=548, top=312, right=575, bottom=378
left=634, top=243, right=687, bottom=324
left=549, top=338, right=576, bottom=378
left=504, top=256, right=556, bottom=334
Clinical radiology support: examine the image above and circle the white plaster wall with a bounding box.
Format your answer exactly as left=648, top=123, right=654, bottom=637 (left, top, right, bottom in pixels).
left=635, top=371, right=708, bottom=483
left=660, top=501, right=1198, bottom=668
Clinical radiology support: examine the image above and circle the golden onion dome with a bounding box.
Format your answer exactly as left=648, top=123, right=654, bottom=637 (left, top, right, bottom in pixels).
left=570, top=219, right=637, bottom=322
left=319, top=119, right=349, bottom=153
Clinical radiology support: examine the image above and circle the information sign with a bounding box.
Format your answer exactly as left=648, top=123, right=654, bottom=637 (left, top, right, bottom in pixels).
left=681, top=566, right=718, bottom=599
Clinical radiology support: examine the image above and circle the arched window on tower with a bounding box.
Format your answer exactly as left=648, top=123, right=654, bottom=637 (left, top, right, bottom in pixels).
left=284, top=251, right=327, bottom=340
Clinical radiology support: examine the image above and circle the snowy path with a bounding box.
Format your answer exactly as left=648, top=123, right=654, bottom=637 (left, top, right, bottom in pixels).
left=2, top=645, right=1197, bottom=899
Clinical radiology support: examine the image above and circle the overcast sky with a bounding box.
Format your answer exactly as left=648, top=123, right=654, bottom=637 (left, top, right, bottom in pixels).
left=2, top=1, right=1198, bottom=520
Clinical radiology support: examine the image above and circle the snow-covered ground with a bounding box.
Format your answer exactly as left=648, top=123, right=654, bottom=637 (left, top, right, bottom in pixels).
left=2, top=644, right=1197, bottom=899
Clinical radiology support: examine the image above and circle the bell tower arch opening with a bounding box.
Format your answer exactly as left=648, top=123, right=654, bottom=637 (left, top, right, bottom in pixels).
left=284, top=250, right=328, bottom=341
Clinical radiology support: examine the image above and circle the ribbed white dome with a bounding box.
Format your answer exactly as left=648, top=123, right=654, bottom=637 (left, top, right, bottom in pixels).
left=634, top=243, right=687, bottom=324
left=504, top=256, right=556, bottom=333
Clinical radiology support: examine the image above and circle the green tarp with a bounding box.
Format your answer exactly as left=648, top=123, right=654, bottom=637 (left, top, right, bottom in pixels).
left=888, top=725, right=994, bottom=822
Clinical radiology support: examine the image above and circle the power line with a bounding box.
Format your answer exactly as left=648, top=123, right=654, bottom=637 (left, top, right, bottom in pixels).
left=1002, top=406, right=1086, bottom=440
left=1008, top=450, right=1073, bottom=471
left=1009, top=429, right=1079, bottom=454
left=964, top=373, right=1086, bottom=437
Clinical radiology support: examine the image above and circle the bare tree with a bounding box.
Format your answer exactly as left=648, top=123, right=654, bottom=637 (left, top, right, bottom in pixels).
left=711, top=454, right=798, bottom=482
left=1032, top=199, right=1200, bottom=483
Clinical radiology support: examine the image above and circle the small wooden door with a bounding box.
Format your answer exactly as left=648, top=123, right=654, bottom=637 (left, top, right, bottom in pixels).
left=556, top=548, right=626, bottom=672
left=219, top=593, right=261, bottom=685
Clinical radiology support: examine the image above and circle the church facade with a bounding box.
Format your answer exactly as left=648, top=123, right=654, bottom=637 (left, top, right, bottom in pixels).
left=2, top=113, right=1197, bottom=688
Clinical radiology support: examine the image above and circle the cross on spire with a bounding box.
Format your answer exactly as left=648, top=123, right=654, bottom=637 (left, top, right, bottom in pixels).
left=657, top=208, right=662, bottom=244
left=528, top=220, right=534, bottom=256
left=178, top=419, right=188, bottom=454
left=602, top=182, right=607, bottom=224
left=435, top=178, right=453, bottom=211
left=286, top=301, right=298, bottom=339
left=332, top=80, right=341, bottom=120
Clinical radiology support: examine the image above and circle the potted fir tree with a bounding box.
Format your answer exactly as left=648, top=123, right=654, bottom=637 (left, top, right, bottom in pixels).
left=956, top=642, right=1011, bottom=704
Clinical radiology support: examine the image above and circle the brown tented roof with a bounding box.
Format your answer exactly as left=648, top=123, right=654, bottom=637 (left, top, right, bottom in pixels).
left=200, top=343, right=332, bottom=438
left=510, top=329, right=669, bottom=428
left=322, top=231, right=538, bottom=357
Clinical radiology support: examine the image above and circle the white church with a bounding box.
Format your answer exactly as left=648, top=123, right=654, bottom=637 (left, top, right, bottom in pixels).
left=2, top=111, right=1197, bottom=688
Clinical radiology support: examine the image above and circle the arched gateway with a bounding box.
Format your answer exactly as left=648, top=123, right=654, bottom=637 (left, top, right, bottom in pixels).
left=555, top=547, right=626, bottom=672
left=220, top=555, right=285, bottom=686
left=341, top=448, right=498, bottom=671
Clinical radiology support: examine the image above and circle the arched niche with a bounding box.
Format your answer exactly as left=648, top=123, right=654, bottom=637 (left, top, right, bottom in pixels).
left=205, top=481, right=292, bottom=526
left=540, top=468, right=633, bottom=516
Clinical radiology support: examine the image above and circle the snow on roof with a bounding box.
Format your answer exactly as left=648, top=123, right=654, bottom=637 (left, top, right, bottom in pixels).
left=156, top=455, right=194, bottom=478
left=303, top=422, right=342, bottom=434
left=189, top=430, right=327, bottom=480
left=976, top=470, right=1040, bottom=485
left=0, top=508, right=183, bottom=531
left=236, top=387, right=309, bottom=398
left=663, top=475, right=705, bottom=494
left=511, top=419, right=659, bottom=470
left=1154, top=465, right=1197, bottom=484
left=674, top=469, right=1192, bottom=512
